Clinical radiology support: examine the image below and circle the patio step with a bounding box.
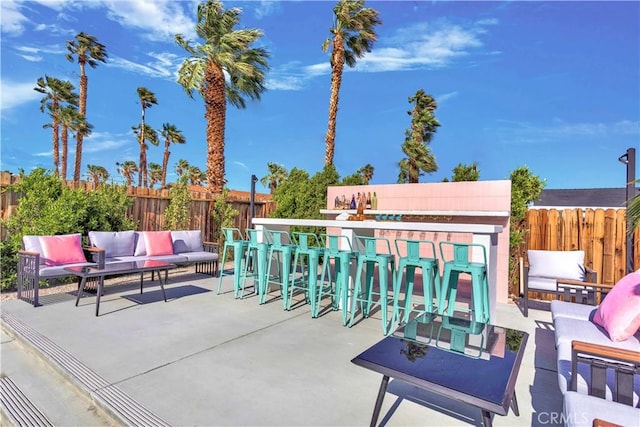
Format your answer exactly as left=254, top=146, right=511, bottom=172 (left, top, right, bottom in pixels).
left=0, top=375, right=53, bottom=427
left=1, top=311, right=170, bottom=427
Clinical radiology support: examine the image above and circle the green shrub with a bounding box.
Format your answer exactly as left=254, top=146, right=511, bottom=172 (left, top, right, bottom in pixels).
left=1, top=168, right=135, bottom=291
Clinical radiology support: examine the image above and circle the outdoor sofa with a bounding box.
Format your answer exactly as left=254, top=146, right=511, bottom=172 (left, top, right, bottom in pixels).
left=550, top=271, right=640, bottom=427
left=18, top=230, right=219, bottom=307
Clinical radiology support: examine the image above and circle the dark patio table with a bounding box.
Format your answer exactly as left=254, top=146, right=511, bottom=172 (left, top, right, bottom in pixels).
left=65, top=260, right=176, bottom=316
left=351, top=312, right=528, bottom=427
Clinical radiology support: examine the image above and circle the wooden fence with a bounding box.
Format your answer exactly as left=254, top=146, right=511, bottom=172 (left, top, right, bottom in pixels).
left=0, top=172, right=276, bottom=243
left=526, top=208, right=640, bottom=286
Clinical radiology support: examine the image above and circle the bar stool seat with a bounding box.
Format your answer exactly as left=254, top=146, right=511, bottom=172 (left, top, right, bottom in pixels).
left=438, top=242, right=490, bottom=323
left=261, top=230, right=294, bottom=309
left=393, top=238, right=440, bottom=325
left=287, top=232, right=324, bottom=312
left=349, top=234, right=397, bottom=335
left=318, top=234, right=355, bottom=323
left=217, top=227, right=248, bottom=298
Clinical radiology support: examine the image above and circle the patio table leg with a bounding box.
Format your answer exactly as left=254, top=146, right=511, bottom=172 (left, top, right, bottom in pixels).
left=158, top=269, right=168, bottom=302
left=510, top=392, right=519, bottom=416
left=369, top=375, right=389, bottom=427
left=75, top=277, right=87, bottom=306
left=95, top=275, right=104, bottom=316
left=481, top=409, right=492, bottom=427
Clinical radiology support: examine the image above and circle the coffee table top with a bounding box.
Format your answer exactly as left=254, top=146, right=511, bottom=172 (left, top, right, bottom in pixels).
left=351, top=312, right=528, bottom=415
left=64, top=260, right=176, bottom=277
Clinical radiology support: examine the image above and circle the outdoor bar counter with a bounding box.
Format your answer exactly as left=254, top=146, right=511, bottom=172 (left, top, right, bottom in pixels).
left=252, top=217, right=504, bottom=321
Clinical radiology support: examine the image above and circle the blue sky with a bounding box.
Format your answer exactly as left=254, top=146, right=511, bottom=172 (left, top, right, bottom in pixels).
left=1, top=0, right=638, bottom=193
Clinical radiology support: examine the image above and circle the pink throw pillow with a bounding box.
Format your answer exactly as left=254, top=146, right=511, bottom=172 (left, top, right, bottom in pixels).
left=143, top=231, right=174, bottom=256
left=592, top=272, right=640, bottom=342
left=39, top=234, right=87, bottom=266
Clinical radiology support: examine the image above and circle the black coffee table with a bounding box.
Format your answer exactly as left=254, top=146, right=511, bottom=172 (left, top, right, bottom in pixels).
left=351, top=312, right=528, bottom=427
left=65, top=260, right=176, bottom=316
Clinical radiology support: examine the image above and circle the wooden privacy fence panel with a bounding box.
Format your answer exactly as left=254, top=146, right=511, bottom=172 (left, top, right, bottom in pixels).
left=0, top=172, right=275, bottom=243
left=526, top=208, right=638, bottom=285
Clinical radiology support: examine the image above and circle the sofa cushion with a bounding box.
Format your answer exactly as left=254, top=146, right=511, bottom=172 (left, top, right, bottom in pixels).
left=563, top=391, right=640, bottom=427
left=134, top=232, right=146, bottom=256
left=23, top=235, right=45, bottom=265
left=527, top=250, right=585, bottom=280
left=181, top=251, right=219, bottom=263
left=171, top=230, right=204, bottom=254
left=143, top=231, right=174, bottom=256
left=88, top=230, right=136, bottom=258
left=550, top=300, right=596, bottom=322
left=39, top=234, right=87, bottom=266
left=554, top=316, right=640, bottom=350
left=592, top=272, right=640, bottom=342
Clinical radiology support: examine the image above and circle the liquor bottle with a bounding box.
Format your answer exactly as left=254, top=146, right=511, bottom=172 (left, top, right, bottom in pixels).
left=356, top=196, right=364, bottom=218
left=334, top=195, right=340, bottom=209
left=350, top=194, right=356, bottom=209
left=366, top=192, right=372, bottom=209
left=342, top=195, right=347, bottom=209
left=372, top=192, right=378, bottom=210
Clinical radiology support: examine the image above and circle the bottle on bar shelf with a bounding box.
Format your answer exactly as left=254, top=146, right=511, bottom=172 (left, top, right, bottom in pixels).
left=372, top=192, right=378, bottom=210
left=334, top=195, right=340, bottom=209
left=350, top=194, right=356, bottom=209
left=366, top=192, right=372, bottom=209
left=356, top=195, right=365, bottom=219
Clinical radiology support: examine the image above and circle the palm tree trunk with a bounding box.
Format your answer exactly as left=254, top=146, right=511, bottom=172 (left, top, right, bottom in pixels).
left=204, top=62, right=226, bottom=194
left=61, top=126, right=68, bottom=181
left=161, top=141, right=170, bottom=188
left=52, top=99, right=60, bottom=177
left=74, top=73, right=87, bottom=183
left=324, top=36, right=345, bottom=167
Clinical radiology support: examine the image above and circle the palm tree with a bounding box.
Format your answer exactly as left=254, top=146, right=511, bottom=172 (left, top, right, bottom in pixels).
left=132, top=123, right=159, bottom=188
left=160, top=123, right=186, bottom=187
left=357, top=163, right=374, bottom=184
left=397, top=141, right=436, bottom=184
left=398, top=90, right=440, bottom=183
left=322, top=0, right=381, bottom=167
left=175, top=0, right=269, bottom=194
left=260, top=162, right=288, bottom=194
left=136, top=87, right=158, bottom=187
left=58, top=105, right=92, bottom=181
left=116, top=160, right=138, bottom=186
left=66, top=32, right=108, bottom=183
left=188, top=166, right=206, bottom=186
left=35, top=76, right=78, bottom=177
left=85, top=164, right=109, bottom=187
left=148, top=162, right=163, bottom=188
left=175, top=159, right=190, bottom=179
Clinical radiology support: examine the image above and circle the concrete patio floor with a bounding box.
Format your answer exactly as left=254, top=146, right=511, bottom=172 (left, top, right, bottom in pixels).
left=1, top=268, right=563, bottom=426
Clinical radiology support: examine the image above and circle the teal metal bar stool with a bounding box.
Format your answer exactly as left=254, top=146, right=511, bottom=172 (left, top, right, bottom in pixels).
left=287, top=232, right=324, bottom=312
left=349, top=234, right=397, bottom=335
left=438, top=242, right=490, bottom=323
left=217, top=227, right=248, bottom=298
left=240, top=228, right=270, bottom=299
left=261, top=230, right=294, bottom=309
left=393, top=238, right=441, bottom=324
left=318, top=233, right=354, bottom=323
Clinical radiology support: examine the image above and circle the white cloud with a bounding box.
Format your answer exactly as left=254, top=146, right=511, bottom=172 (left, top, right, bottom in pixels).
left=0, top=78, right=42, bottom=111
left=102, top=0, right=196, bottom=41
left=274, top=18, right=495, bottom=90
left=253, top=1, right=281, bottom=19
left=1, top=0, right=29, bottom=36
left=491, top=119, right=640, bottom=143
left=437, top=91, right=459, bottom=104
left=107, top=55, right=177, bottom=80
